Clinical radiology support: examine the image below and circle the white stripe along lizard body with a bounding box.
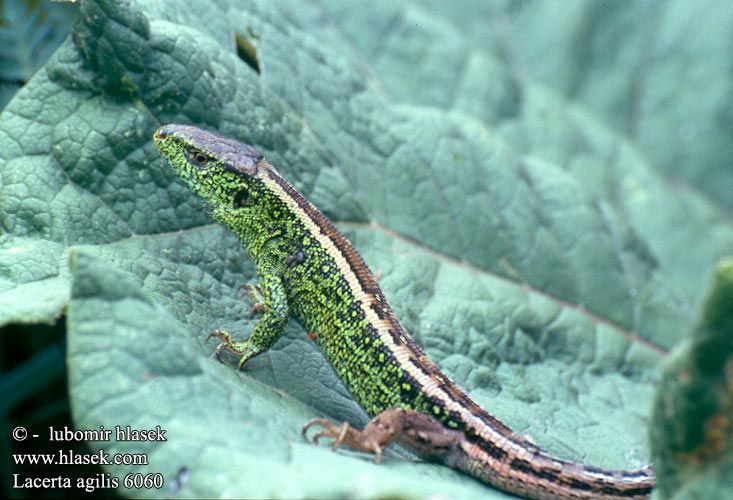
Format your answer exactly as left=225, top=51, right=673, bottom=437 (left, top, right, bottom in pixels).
left=153, top=124, right=654, bottom=500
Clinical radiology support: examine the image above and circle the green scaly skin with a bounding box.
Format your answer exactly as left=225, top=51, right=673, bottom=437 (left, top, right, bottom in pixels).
left=153, top=124, right=655, bottom=500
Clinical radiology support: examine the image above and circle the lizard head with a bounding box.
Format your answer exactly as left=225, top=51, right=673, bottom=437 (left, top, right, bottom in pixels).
left=153, top=124, right=270, bottom=228
left=153, top=124, right=320, bottom=261
left=154, top=123, right=263, bottom=205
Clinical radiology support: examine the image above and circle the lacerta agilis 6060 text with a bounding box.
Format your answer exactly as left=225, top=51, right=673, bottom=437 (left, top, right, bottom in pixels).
left=153, top=124, right=654, bottom=500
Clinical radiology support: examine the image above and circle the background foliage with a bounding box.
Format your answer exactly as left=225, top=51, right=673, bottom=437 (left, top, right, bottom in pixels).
left=1, top=0, right=731, bottom=498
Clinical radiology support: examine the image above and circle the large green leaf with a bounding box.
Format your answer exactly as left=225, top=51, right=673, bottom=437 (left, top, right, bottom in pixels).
left=1, top=0, right=731, bottom=498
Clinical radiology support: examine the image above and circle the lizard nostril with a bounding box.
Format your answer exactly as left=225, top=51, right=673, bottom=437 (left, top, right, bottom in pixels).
left=154, top=129, right=168, bottom=142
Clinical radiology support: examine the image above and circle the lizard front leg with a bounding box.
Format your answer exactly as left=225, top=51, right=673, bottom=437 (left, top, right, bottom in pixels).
left=208, top=272, right=289, bottom=370
left=302, top=408, right=462, bottom=464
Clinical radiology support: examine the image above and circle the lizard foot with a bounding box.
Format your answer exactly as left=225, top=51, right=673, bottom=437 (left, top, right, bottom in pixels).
left=205, top=330, right=261, bottom=369
left=302, top=409, right=462, bottom=465
left=302, top=418, right=384, bottom=463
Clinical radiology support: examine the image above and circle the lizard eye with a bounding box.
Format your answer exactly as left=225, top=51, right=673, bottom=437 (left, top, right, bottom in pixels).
left=185, top=148, right=212, bottom=169
left=192, top=152, right=210, bottom=166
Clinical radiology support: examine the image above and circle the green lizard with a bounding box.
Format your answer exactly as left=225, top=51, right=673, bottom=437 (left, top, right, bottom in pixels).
left=153, top=124, right=655, bottom=500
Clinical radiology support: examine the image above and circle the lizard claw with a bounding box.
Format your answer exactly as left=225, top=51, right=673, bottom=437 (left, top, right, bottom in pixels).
left=302, top=418, right=383, bottom=464
left=205, top=330, right=228, bottom=344
left=205, top=330, right=247, bottom=365
left=238, top=284, right=266, bottom=313
left=302, top=419, right=348, bottom=446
